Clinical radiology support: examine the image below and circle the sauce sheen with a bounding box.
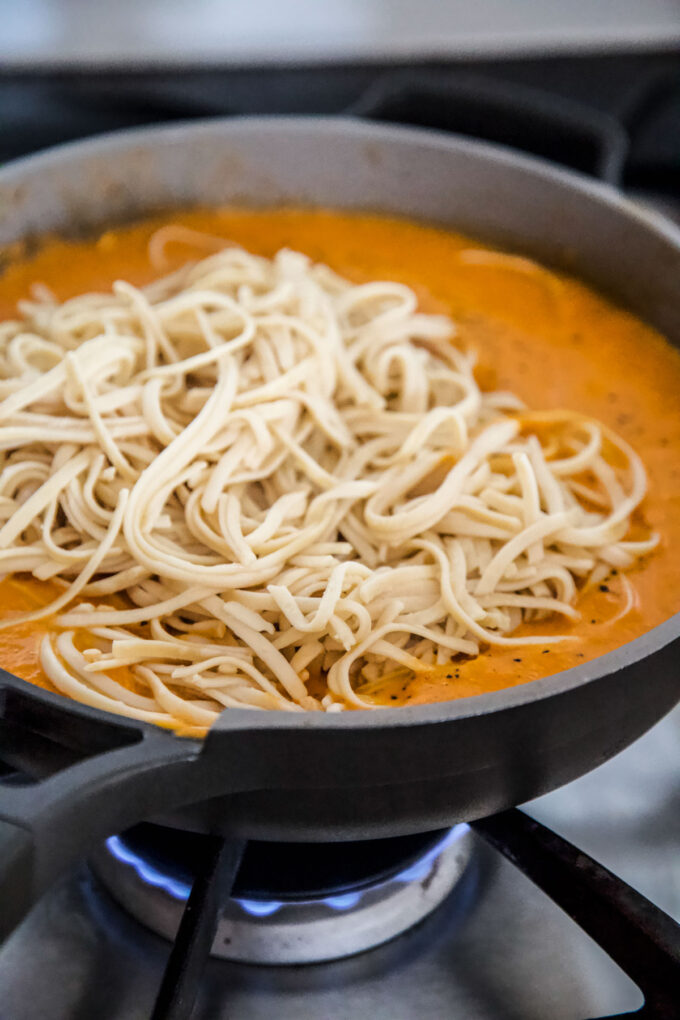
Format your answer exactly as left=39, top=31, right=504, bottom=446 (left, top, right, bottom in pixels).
left=1, top=207, right=679, bottom=707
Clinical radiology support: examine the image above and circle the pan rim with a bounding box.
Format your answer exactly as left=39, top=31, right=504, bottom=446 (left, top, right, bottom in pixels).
left=3, top=113, right=680, bottom=249
left=0, top=113, right=678, bottom=735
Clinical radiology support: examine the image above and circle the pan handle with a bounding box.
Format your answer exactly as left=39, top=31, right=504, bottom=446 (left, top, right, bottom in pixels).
left=0, top=677, right=213, bottom=941
left=0, top=818, right=33, bottom=938
left=0, top=732, right=206, bottom=941
left=0, top=733, right=207, bottom=941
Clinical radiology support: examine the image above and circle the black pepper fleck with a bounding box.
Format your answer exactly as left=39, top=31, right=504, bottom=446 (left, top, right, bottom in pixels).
left=513, top=657, right=522, bottom=662
left=542, top=649, right=550, bottom=654
left=599, top=584, right=610, bottom=593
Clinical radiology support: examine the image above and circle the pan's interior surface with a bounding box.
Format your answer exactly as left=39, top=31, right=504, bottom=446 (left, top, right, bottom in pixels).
left=2, top=118, right=680, bottom=339
left=1, top=117, right=679, bottom=840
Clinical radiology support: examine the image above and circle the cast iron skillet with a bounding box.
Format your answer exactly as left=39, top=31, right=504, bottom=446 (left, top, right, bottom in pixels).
left=0, top=118, right=679, bottom=939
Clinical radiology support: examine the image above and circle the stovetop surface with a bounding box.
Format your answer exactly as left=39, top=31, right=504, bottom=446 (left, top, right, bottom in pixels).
left=0, top=49, right=679, bottom=1019
left=2, top=706, right=678, bottom=1019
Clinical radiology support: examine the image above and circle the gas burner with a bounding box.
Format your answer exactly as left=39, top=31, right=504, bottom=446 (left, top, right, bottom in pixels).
left=89, top=824, right=473, bottom=964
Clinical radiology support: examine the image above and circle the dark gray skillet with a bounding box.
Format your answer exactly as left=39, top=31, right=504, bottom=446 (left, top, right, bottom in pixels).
left=0, top=118, right=679, bottom=939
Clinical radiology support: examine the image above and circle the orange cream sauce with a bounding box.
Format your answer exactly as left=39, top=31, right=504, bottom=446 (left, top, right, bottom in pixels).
left=1, top=207, right=679, bottom=708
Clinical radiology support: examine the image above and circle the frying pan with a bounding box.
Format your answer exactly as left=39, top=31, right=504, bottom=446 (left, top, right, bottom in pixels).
left=1, top=118, right=679, bottom=942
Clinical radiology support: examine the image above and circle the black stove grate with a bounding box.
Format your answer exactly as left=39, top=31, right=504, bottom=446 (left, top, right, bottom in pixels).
left=151, top=836, right=245, bottom=1020
left=143, top=813, right=680, bottom=1020
left=1, top=52, right=679, bottom=197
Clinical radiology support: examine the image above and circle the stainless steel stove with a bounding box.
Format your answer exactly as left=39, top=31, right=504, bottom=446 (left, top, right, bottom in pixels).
left=1, top=48, right=679, bottom=1020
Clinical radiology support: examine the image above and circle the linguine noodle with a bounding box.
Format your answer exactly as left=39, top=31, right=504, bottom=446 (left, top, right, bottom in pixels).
left=0, top=232, right=656, bottom=732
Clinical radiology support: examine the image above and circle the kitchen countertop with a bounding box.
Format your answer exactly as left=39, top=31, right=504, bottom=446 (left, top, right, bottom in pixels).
left=4, top=0, right=680, bottom=68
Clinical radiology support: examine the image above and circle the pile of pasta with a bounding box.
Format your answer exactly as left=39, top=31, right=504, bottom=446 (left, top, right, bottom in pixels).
left=0, top=236, right=655, bottom=731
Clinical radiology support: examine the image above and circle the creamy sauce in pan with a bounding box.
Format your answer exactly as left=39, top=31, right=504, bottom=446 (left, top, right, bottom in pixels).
left=1, top=207, right=679, bottom=708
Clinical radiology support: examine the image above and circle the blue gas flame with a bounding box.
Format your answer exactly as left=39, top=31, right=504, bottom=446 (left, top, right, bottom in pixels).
left=394, top=823, right=468, bottom=883
left=105, top=835, right=192, bottom=901
left=105, top=822, right=469, bottom=917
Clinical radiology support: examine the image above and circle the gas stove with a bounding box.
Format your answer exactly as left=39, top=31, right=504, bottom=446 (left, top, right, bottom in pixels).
left=1, top=706, right=678, bottom=1019
left=1, top=50, right=680, bottom=1020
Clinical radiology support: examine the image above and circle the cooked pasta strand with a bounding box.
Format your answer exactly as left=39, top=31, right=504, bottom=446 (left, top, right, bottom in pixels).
left=0, top=236, right=653, bottom=732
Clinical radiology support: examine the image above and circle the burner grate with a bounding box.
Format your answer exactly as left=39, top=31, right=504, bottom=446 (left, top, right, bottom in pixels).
left=134, top=813, right=680, bottom=1020
left=1, top=54, right=679, bottom=198
left=151, top=836, right=244, bottom=1020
